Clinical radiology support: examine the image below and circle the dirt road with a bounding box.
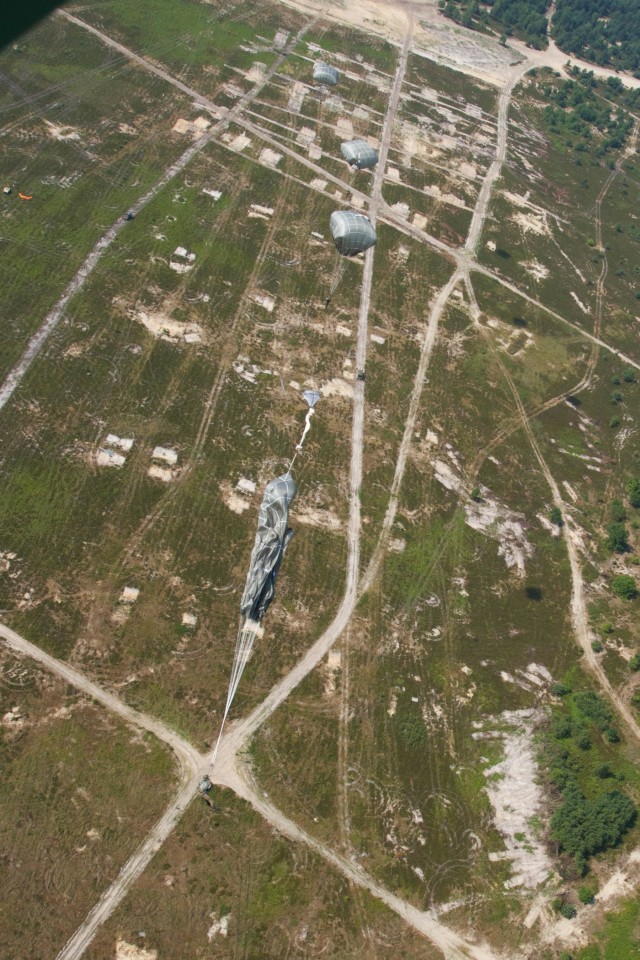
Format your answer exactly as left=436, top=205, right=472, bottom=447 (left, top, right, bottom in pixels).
left=216, top=14, right=414, bottom=762
left=0, top=14, right=310, bottom=414
left=0, top=622, right=201, bottom=777
left=216, top=760, right=502, bottom=960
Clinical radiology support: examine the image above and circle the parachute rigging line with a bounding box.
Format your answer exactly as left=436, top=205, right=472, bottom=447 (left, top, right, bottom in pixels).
left=327, top=250, right=347, bottom=300
left=211, top=397, right=318, bottom=769
left=211, top=618, right=260, bottom=766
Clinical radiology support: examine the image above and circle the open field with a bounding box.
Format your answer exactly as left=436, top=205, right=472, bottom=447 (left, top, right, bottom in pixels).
left=2, top=0, right=640, bottom=958
left=83, top=787, right=440, bottom=960
left=0, top=647, right=175, bottom=959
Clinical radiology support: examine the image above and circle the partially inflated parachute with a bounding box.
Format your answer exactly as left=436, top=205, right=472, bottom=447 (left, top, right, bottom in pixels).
left=329, top=210, right=377, bottom=256
left=240, top=474, right=297, bottom=623
left=313, top=61, right=339, bottom=86
left=340, top=139, right=378, bottom=170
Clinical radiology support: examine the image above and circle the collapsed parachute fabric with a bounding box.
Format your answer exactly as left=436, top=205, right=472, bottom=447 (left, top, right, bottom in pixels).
left=340, top=139, right=378, bottom=170
left=313, top=61, right=339, bottom=86
left=329, top=210, right=377, bottom=256
left=240, top=474, right=297, bottom=623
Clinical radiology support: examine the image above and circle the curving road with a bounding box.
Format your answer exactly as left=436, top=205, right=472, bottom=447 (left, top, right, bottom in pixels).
left=4, top=5, right=640, bottom=960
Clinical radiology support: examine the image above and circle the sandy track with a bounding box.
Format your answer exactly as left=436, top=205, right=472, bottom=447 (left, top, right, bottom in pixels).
left=216, top=760, right=502, bottom=960
left=0, top=622, right=201, bottom=777
left=215, top=15, right=414, bottom=763
left=4, top=6, right=640, bottom=960
left=0, top=12, right=308, bottom=416
left=54, top=11, right=640, bottom=380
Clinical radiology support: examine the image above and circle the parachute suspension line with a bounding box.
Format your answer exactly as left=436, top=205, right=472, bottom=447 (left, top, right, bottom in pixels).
left=287, top=390, right=319, bottom=474
left=212, top=396, right=319, bottom=768
left=211, top=618, right=259, bottom=767
left=327, top=251, right=347, bottom=302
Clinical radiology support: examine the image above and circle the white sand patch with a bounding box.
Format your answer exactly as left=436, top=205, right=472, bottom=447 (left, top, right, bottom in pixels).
left=221, top=481, right=251, bottom=514
left=432, top=460, right=533, bottom=574
left=562, top=480, right=578, bottom=502
left=119, top=123, right=137, bottom=135
left=477, top=709, right=554, bottom=889
left=168, top=260, right=193, bottom=274
left=152, top=446, right=178, bottom=465
left=246, top=61, right=267, bottom=82
left=252, top=292, right=276, bottom=312
left=105, top=434, right=134, bottom=452
left=44, top=120, right=80, bottom=141
left=387, top=693, right=397, bottom=717
left=274, top=28, right=289, bottom=48
left=207, top=914, right=230, bottom=941
left=336, top=324, right=352, bottom=337
left=236, top=477, right=256, bottom=495
left=288, top=81, right=307, bottom=113
left=229, top=133, right=251, bottom=152
left=570, top=292, right=589, bottom=314
left=259, top=147, right=282, bottom=167
left=310, top=178, right=327, bottom=192
left=96, top=449, right=125, bottom=468
left=537, top=513, right=561, bottom=537
left=296, top=125, right=315, bottom=147
left=295, top=506, right=343, bottom=531
left=523, top=260, right=549, bottom=281
left=486, top=239, right=496, bottom=251
left=512, top=211, right=550, bottom=236
left=182, top=612, right=197, bottom=627
left=147, top=465, right=174, bottom=482
left=250, top=203, right=273, bottom=218
left=323, top=649, right=341, bottom=695
left=413, top=213, right=428, bottom=230
left=202, top=187, right=222, bottom=200
left=120, top=587, right=139, bottom=604
left=335, top=116, right=354, bottom=138
left=320, top=378, right=354, bottom=399
left=172, top=116, right=211, bottom=137
left=132, top=308, right=204, bottom=344
left=391, top=201, right=410, bottom=218
left=116, top=941, right=157, bottom=960
left=371, top=334, right=385, bottom=345
left=386, top=166, right=401, bottom=181
left=460, top=161, right=477, bottom=179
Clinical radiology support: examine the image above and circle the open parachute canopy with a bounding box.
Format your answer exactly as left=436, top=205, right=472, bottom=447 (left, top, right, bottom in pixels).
left=313, top=61, right=339, bottom=86
left=340, top=139, right=378, bottom=170
left=240, top=473, right=297, bottom=623
left=329, top=210, right=377, bottom=256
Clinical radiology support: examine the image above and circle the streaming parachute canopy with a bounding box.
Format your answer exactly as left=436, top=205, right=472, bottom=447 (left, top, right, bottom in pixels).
left=303, top=389, right=321, bottom=408
left=240, top=474, right=297, bottom=623
left=313, top=61, right=339, bottom=86
left=329, top=210, right=377, bottom=256
left=340, top=139, right=378, bottom=170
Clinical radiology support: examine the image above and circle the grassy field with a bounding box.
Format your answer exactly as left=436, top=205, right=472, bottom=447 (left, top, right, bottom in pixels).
left=0, top=648, right=175, bottom=959
left=83, top=787, right=441, bottom=960
left=2, top=0, right=640, bottom=957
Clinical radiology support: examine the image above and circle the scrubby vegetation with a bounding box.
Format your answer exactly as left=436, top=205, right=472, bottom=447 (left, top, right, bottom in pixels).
left=544, top=687, right=637, bottom=874
left=540, top=75, right=633, bottom=155
left=439, top=0, right=549, bottom=47
left=553, top=0, right=640, bottom=75
left=611, top=574, right=638, bottom=600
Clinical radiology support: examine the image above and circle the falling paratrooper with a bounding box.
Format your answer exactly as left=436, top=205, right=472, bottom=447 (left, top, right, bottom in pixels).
left=340, top=139, right=378, bottom=171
